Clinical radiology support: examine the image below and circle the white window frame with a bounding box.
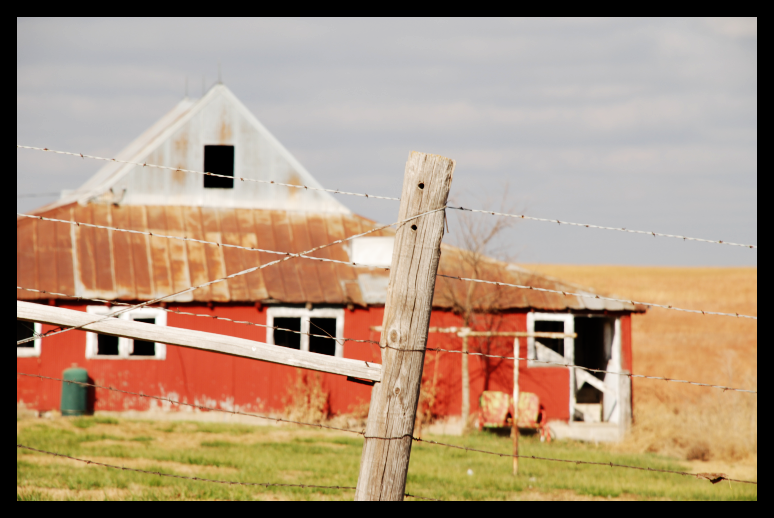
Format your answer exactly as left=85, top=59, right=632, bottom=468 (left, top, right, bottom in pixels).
left=266, top=307, right=345, bottom=358
left=17, top=321, right=42, bottom=358
left=85, top=306, right=167, bottom=360
left=526, top=312, right=575, bottom=368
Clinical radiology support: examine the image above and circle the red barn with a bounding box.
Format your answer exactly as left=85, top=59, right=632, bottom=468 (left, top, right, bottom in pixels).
left=17, top=85, right=643, bottom=440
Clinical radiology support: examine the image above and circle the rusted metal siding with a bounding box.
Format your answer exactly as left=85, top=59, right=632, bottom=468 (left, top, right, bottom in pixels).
left=17, top=204, right=642, bottom=312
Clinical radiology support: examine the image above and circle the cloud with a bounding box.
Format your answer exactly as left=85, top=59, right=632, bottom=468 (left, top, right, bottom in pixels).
left=16, top=18, right=757, bottom=265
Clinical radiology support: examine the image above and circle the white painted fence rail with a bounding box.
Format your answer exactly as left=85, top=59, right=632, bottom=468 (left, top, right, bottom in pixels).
left=17, top=301, right=382, bottom=382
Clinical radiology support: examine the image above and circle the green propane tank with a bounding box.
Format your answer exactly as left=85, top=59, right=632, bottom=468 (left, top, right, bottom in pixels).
left=61, top=364, right=89, bottom=416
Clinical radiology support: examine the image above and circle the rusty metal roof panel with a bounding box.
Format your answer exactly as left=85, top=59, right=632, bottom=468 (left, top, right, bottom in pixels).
left=17, top=203, right=641, bottom=313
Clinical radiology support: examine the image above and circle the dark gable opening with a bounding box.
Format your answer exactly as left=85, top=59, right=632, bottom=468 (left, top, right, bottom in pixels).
left=203, top=145, right=235, bottom=188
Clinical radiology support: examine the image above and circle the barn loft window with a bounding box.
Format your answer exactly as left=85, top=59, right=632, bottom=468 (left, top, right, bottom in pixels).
left=85, top=307, right=167, bottom=360
left=266, top=307, right=344, bottom=358
left=203, top=145, right=235, bottom=188
left=17, top=320, right=41, bottom=358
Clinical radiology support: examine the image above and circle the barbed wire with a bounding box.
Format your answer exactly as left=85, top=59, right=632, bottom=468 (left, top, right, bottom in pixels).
left=17, top=373, right=756, bottom=486
left=15, top=444, right=361, bottom=493
left=437, top=274, right=758, bottom=320
left=17, top=214, right=757, bottom=321
left=423, top=346, right=756, bottom=394
left=447, top=206, right=757, bottom=249
left=16, top=145, right=400, bottom=202
left=17, top=213, right=387, bottom=271
left=15, top=444, right=436, bottom=500
left=17, top=146, right=757, bottom=250
left=16, top=207, right=445, bottom=346
left=17, top=286, right=757, bottom=394
left=17, top=286, right=382, bottom=348
left=16, top=373, right=364, bottom=434
left=410, top=438, right=756, bottom=485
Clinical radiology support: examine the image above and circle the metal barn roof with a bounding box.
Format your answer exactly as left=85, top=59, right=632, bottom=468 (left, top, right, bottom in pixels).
left=17, top=203, right=641, bottom=312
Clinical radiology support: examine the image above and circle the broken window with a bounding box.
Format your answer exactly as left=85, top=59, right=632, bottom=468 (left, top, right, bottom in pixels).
left=267, top=308, right=344, bottom=357
left=203, top=145, right=235, bottom=189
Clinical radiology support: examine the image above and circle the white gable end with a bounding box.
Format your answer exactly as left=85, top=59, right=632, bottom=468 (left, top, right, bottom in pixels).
left=72, top=85, right=350, bottom=214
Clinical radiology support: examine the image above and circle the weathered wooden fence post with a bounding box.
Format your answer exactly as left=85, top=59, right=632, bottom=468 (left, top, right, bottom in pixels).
left=355, top=151, right=455, bottom=501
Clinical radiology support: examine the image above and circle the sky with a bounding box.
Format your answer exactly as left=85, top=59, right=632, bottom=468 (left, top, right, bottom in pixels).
left=17, top=18, right=757, bottom=266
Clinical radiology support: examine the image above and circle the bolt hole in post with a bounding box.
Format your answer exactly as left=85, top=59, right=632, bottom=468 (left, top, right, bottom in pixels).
left=418, top=183, right=425, bottom=189
left=411, top=225, right=418, bottom=231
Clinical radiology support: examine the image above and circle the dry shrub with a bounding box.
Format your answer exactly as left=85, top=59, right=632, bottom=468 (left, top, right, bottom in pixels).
left=284, top=370, right=330, bottom=424
left=621, top=376, right=757, bottom=461
left=524, top=265, right=757, bottom=463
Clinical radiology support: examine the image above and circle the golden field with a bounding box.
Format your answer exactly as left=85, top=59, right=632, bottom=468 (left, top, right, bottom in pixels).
left=523, top=265, right=757, bottom=464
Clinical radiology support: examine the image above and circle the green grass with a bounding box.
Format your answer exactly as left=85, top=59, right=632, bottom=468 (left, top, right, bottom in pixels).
left=16, top=417, right=756, bottom=501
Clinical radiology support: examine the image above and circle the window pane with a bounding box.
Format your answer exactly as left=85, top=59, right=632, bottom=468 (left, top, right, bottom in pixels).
left=535, top=320, right=564, bottom=356
left=17, top=320, right=35, bottom=348
left=309, top=318, right=337, bottom=356
left=97, top=335, right=119, bottom=355
left=203, top=145, right=234, bottom=188
left=274, top=318, right=301, bottom=350
left=130, top=318, right=156, bottom=356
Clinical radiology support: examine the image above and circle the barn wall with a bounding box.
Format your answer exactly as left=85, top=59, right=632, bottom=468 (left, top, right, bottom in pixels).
left=19, top=304, right=586, bottom=422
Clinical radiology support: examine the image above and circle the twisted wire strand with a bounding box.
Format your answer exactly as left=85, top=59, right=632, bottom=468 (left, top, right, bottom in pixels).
left=437, top=274, right=757, bottom=320
left=447, top=206, right=757, bottom=249
left=17, top=145, right=756, bottom=249
left=17, top=213, right=386, bottom=271
left=18, top=373, right=757, bottom=486
left=16, top=145, right=400, bottom=201
left=17, top=214, right=757, bottom=320
left=17, top=287, right=757, bottom=394
left=16, top=444, right=359, bottom=492
left=410, top=438, right=757, bottom=485
left=17, top=287, right=381, bottom=347
left=16, top=207, right=445, bottom=346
